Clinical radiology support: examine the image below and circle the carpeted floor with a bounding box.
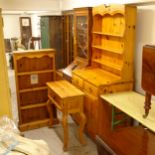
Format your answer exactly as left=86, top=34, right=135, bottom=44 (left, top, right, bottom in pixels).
left=24, top=123, right=98, bottom=155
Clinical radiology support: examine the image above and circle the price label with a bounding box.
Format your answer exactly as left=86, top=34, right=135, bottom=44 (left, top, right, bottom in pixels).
left=30, top=74, right=38, bottom=84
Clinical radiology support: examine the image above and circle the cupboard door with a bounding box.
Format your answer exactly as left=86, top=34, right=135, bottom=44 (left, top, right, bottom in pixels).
left=84, top=94, right=98, bottom=139
left=41, top=16, right=63, bottom=69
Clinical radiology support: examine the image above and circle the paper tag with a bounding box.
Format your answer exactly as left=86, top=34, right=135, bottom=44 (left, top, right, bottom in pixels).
left=30, top=74, right=38, bottom=84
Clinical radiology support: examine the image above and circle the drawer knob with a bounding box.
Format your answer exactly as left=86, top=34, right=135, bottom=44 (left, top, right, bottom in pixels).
left=89, top=87, right=92, bottom=92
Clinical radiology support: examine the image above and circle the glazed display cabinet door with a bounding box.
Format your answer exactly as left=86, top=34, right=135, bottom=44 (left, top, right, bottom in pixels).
left=76, top=16, right=88, bottom=59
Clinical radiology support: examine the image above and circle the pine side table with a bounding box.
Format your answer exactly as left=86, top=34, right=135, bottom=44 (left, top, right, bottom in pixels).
left=46, top=80, right=86, bottom=151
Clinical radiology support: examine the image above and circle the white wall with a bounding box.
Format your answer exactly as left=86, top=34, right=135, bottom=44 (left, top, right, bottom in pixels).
left=3, top=14, right=21, bottom=38
left=135, top=5, right=155, bottom=94
left=3, top=14, right=41, bottom=39
left=2, top=0, right=62, bottom=39
left=0, top=0, right=61, bottom=12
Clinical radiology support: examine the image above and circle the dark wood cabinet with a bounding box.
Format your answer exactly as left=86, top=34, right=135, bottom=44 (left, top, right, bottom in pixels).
left=62, top=10, right=74, bottom=67
left=142, top=45, right=155, bottom=118
left=96, top=126, right=155, bottom=155
left=40, top=16, right=63, bottom=69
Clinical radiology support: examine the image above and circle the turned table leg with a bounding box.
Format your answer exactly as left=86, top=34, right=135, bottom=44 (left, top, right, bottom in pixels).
left=143, top=92, right=152, bottom=118
left=78, top=112, right=86, bottom=145
left=46, top=99, right=54, bottom=127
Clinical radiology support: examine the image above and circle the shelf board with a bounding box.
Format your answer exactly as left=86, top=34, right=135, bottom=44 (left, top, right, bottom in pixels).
left=19, top=119, right=49, bottom=131
left=17, top=69, right=54, bottom=76
left=92, top=59, right=122, bottom=75
left=92, top=45, right=123, bottom=54
left=20, top=102, right=46, bottom=110
left=19, top=86, right=47, bottom=93
left=93, top=31, right=124, bottom=37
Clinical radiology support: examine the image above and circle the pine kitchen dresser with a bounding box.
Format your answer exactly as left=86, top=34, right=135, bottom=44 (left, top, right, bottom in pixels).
left=72, top=4, right=137, bottom=139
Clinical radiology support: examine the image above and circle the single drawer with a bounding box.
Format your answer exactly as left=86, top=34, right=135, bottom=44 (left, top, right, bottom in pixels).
left=83, top=81, right=98, bottom=97
left=72, top=75, right=84, bottom=89
left=48, top=88, right=62, bottom=109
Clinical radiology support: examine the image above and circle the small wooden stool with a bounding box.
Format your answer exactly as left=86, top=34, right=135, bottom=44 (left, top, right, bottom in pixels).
left=46, top=80, right=86, bottom=151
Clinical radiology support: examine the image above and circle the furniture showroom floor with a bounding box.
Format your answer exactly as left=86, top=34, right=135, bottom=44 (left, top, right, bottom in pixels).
left=8, top=68, right=98, bottom=155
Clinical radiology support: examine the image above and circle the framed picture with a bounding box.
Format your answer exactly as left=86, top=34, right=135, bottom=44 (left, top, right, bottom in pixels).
left=21, top=18, right=30, bottom=26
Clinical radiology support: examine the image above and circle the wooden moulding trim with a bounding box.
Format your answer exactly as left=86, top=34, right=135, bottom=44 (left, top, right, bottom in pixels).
left=15, top=54, right=54, bottom=60
left=17, top=69, right=54, bottom=76
left=93, top=11, right=125, bottom=17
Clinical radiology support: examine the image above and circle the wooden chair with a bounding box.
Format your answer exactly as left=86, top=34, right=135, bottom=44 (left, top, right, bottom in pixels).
left=28, top=37, right=41, bottom=49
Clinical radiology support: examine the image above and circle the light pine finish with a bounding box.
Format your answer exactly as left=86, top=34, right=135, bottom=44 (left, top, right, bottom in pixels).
left=13, top=49, right=56, bottom=131
left=100, top=91, right=155, bottom=133
left=72, top=5, right=137, bottom=139
left=91, top=4, right=137, bottom=81
left=46, top=80, right=86, bottom=151
left=0, top=9, right=12, bottom=118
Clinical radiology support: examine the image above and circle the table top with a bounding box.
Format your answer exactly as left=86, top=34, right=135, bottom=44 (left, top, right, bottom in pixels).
left=47, top=80, right=84, bottom=99
left=100, top=91, right=155, bottom=133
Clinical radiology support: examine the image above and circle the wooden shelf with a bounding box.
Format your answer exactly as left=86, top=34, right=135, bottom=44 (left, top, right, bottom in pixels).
left=92, top=45, right=123, bottom=54
left=13, top=49, right=56, bottom=131
left=20, top=102, right=46, bottom=110
left=19, top=119, right=49, bottom=131
left=19, top=86, right=47, bottom=93
left=93, top=31, right=124, bottom=37
left=92, top=59, right=122, bottom=75
left=17, top=69, right=54, bottom=76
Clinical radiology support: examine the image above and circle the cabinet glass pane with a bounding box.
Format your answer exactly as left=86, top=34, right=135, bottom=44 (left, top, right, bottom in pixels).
left=76, top=16, right=88, bottom=59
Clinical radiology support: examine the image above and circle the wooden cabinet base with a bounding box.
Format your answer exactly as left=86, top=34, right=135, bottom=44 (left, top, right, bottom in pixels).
left=96, top=126, right=155, bottom=155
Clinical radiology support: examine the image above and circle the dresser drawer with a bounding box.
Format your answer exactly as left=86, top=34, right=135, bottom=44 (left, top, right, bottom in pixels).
left=83, top=81, right=98, bottom=97
left=48, top=88, right=62, bottom=109
left=72, top=75, right=84, bottom=89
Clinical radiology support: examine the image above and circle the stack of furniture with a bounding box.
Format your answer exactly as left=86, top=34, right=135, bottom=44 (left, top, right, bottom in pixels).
left=13, top=49, right=56, bottom=131
left=72, top=4, right=137, bottom=139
